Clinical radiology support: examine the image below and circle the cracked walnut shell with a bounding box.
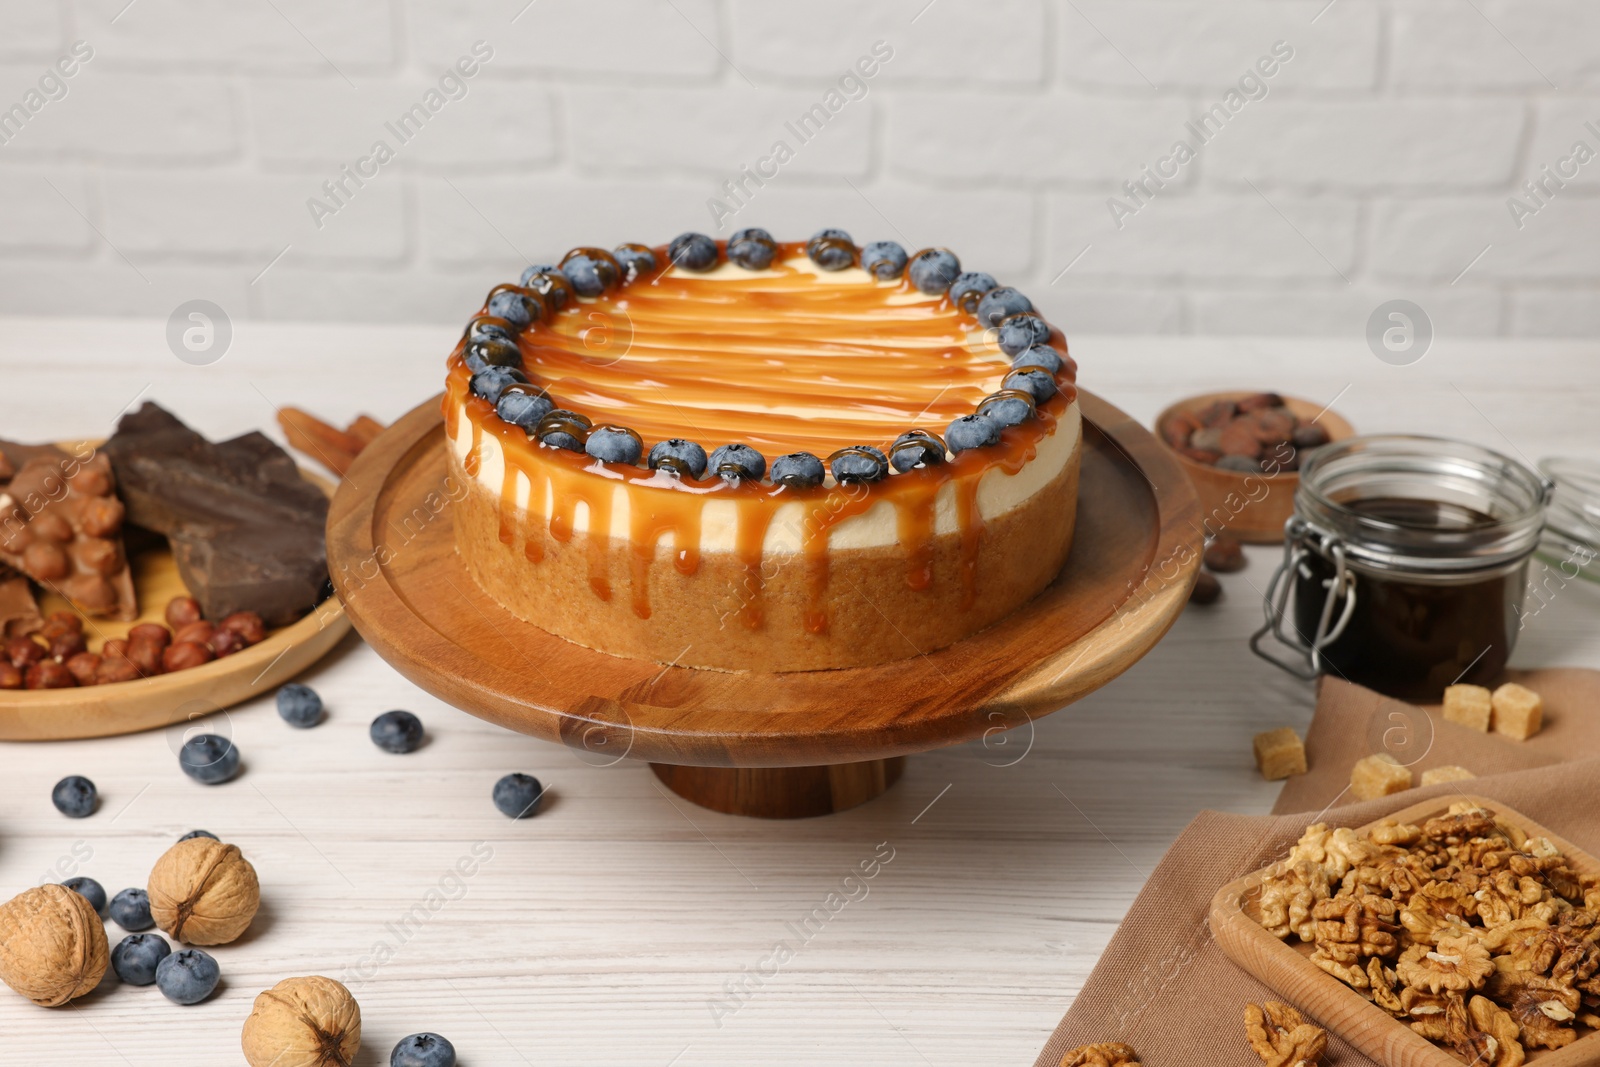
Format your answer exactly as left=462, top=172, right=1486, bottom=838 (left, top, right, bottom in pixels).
left=1058, top=1042, right=1139, bottom=1067
left=241, top=975, right=361, bottom=1067
left=148, top=836, right=261, bottom=946
left=0, top=884, right=109, bottom=1007
left=1244, top=1001, right=1326, bottom=1067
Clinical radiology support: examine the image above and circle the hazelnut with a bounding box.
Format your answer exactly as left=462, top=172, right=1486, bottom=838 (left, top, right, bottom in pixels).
left=22, top=541, right=68, bottom=581
left=94, top=657, right=141, bottom=685
left=148, top=837, right=261, bottom=945
left=163, top=641, right=215, bottom=672
left=172, top=620, right=215, bottom=647
left=165, top=595, right=203, bottom=628
left=101, top=637, right=130, bottom=659
left=78, top=495, right=124, bottom=538
left=7, top=635, right=45, bottom=669
left=0, top=662, right=21, bottom=689
left=124, top=637, right=165, bottom=677
left=48, top=632, right=88, bottom=661
left=39, top=611, right=84, bottom=639
left=128, top=622, right=173, bottom=648
left=211, top=628, right=245, bottom=658
left=25, top=661, right=76, bottom=689
left=241, top=975, right=362, bottom=1067
left=0, top=884, right=110, bottom=1006
left=65, top=652, right=101, bottom=686
left=220, top=611, right=267, bottom=646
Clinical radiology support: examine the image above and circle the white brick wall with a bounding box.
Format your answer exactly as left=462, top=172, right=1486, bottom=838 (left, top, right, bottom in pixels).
left=0, top=0, right=1596, bottom=336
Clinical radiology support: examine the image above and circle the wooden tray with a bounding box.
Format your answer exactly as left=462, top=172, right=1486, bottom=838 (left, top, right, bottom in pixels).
left=1210, top=796, right=1600, bottom=1067
left=0, top=462, right=350, bottom=741
left=327, top=390, right=1201, bottom=815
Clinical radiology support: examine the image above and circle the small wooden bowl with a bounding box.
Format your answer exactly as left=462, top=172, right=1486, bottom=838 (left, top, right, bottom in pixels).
left=1154, top=391, right=1355, bottom=544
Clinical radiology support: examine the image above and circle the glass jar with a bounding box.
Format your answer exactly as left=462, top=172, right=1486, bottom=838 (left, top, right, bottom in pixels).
left=1538, top=457, right=1600, bottom=584
left=1251, top=435, right=1552, bottom=700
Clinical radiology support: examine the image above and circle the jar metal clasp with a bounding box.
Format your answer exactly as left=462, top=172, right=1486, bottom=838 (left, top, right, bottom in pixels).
left=1249, top=517, right=1358, bottom=680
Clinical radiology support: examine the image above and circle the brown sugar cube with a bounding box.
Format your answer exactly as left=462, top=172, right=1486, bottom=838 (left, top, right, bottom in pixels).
left=1491, top=683, right=1543, bottom=740
left=1421, top=765, right=1476, bottom=787
left=1351, top=752, right=1412, bottom=801
left=1442, top=684, right=1492, bottom=732
left=1253, top=727, right=1307, bottom=781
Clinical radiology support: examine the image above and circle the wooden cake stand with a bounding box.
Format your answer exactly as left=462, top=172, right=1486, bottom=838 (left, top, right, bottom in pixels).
left=327, top=391, right=1201, bottom=818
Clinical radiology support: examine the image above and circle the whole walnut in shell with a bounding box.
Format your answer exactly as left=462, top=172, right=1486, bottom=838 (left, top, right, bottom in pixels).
left=148, top=836, right=261, bottom=945
left=0, top=884, right=109, bottom=1006
left=241, top=976, right=361, bottom=1067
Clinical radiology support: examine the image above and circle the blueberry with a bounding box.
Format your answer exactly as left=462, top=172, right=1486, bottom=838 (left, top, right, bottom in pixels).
left=535, top=409, right=592, bottom=452
left=585, top=426, right=643, bottom=465
left=179, top=734, right=241, bottom=784
left=559, top=251, right=618, bottom=297
left=1012, top=344, right=1064, bottom=375
left=464, top=339, right=521, bottom=373
left=112, top=933, right=171, bottom=986
left=907, top=248, right=960, bottom=295
left=520, top=263, right=565, bottom=288
left=464, top=316, right=517, bottom=345
left=1003, top=365, right=1057, bottom=404
left=770, top=452, right=825, bottom=489
left=946, top=413, right=1002, bottom=453
left=668, top=232, right=719, bottom=272
left=492, top=773, right=544, bottom=819
left=156, top=948, right=220, bottom=1005
left=889, top=430, right=947, bottom=473
left=708, top=443, right=766, bottom=484
left=648, top=438, right=708, bottom=478
left=978, top=391, right=1036, bottom=428
left=276, top=683, right=323, bottom=728
left=829, top=446, right=888, bottom=485
left=859, top=241, right=908, bottom=281
left=612, top=244, right=657, bottom=282
left=806, top=228, right=855, bottom=271
left=947, top=272, right=998, bottom=314
left=728, top=227, right=777, bottom=271
left=180, top=829, right=218, bottom=842
left=52, top=775, right=97, bottom=818
left=518, top=267, right=572, bottom=312
left=392, top=1032, right=458, bottom=1067
left=470, top=366, right=530, bottom=404
left=974, top=287, right=1034, bottom=327
left=62, top=876, right=107, bottom=915
left=496, top=388, right=554, bottom=430
left=996, top=313, right=1052, bottom=356
left=371, top=710, right=424, bottom=754
left=486, top=289, right=541, bottom=329
left=109, top=887, right=154, bottom=931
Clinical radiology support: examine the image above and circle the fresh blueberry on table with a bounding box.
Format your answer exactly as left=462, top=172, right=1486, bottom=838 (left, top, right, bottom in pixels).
left=1012, top=344, right=1064, bottom=375
left=470, top=366, right=530, bottom=404
left=276, top=683, right=324, bottom=728
left=371, top=710, right=425, bottom=754
left=111, top=933, right=171, bottom=986
left=860, top=241, right=908, bottom=281
left=727, top=227, right=777, bottom=270
left=770, top=452, right=825, bottom=489
left=612, top=245, right=656, bottom=281
left=806, top=228, right=855, bottom=271
left=109, top=887, right=154, bottom=931
left=180, top=829, right=218, bottom=841
left=947, top=271, right=998, bottom=314
left=178, top=733, right=241, bottom=784
left=561, top=253, right=608, bottom=297
left=648, top=438, right=708, bottom=479
left=889, top=431, right=947, bottom=473
left=1003, top=365, right=1057, bottom=404
left=486, top=289, right=540, bottom=329
left=392, top=1032, right=458, bottom=1067
left=496, top=389, right=553, bottom=431
left=708, top=443, right=766, bottom=484
left=830, top=446, right=888, bottom=485
left=996, top=313, right=1052, bottom=356
left=585, top=426, right=643, bottom=465
left=907, top=248, right=960, bottom=295
left=978, top=392, right=1035, bottom=428
left=51, top=775, right=97, bottom=818
left=492, top=773, right=544, bottom=819
left=156, top=948, right=220, bottom=1005
left=62, top=876, right=107, bottom=915
left=975, top=287, right=1034, bottom=327
left=535, top=409, right=592, bottom=452
left=946, top=413, right=1002, bottom=453
left=668, top=232, right=719, bottom=272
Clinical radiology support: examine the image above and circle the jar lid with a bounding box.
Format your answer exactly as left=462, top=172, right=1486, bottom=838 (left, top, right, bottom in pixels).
left=1538, top=457, right=1600, bottom=582
left=1296, top=435, right=1550, bottom=578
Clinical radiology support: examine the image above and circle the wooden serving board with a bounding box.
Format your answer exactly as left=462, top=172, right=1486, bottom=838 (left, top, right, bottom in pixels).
left=0, top=461, right=351, bottom=741
left=327, top=389, right=1203, bottom=771
left=1210, top=795, right=1600, bottom=1067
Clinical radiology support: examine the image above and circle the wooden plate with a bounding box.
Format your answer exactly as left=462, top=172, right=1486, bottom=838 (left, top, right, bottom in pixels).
left=1155, top=390, right=1356, bottom=544
left=327, top=390, right=1202, bottom=769
left=0, top=461, right=350, bottom=741
left=1210, top=795, right=1600, bottom=1067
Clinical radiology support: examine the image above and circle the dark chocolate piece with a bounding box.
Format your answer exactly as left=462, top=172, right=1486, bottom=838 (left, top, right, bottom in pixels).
left=101, top=404, right=329, bottom=627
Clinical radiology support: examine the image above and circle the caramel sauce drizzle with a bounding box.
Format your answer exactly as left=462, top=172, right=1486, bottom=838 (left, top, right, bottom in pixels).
left=445, top=241, right=1076, bottom=630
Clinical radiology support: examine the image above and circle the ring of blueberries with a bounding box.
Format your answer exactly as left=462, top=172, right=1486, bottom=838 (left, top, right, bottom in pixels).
left=462, top=229, right=1067, bottom=486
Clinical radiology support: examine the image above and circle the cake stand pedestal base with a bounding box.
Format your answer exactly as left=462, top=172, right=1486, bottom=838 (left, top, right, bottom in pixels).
left=651, top=757, right=906, bottom=819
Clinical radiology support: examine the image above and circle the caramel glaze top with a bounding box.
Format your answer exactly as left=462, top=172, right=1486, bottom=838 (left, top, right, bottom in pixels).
left=444, top=240, right=1079, bottom=633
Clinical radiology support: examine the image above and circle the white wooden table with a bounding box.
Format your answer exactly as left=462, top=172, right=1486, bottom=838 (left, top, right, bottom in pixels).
left=2, top=319, right=1597, bottom=1066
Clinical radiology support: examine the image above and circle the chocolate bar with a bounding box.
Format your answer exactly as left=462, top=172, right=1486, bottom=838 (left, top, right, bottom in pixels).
left=102, top=404, right=330, bottom=627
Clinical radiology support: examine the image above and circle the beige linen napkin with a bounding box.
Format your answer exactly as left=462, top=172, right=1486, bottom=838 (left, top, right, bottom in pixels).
left=1032, top=669, right=1600, bottom=1067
